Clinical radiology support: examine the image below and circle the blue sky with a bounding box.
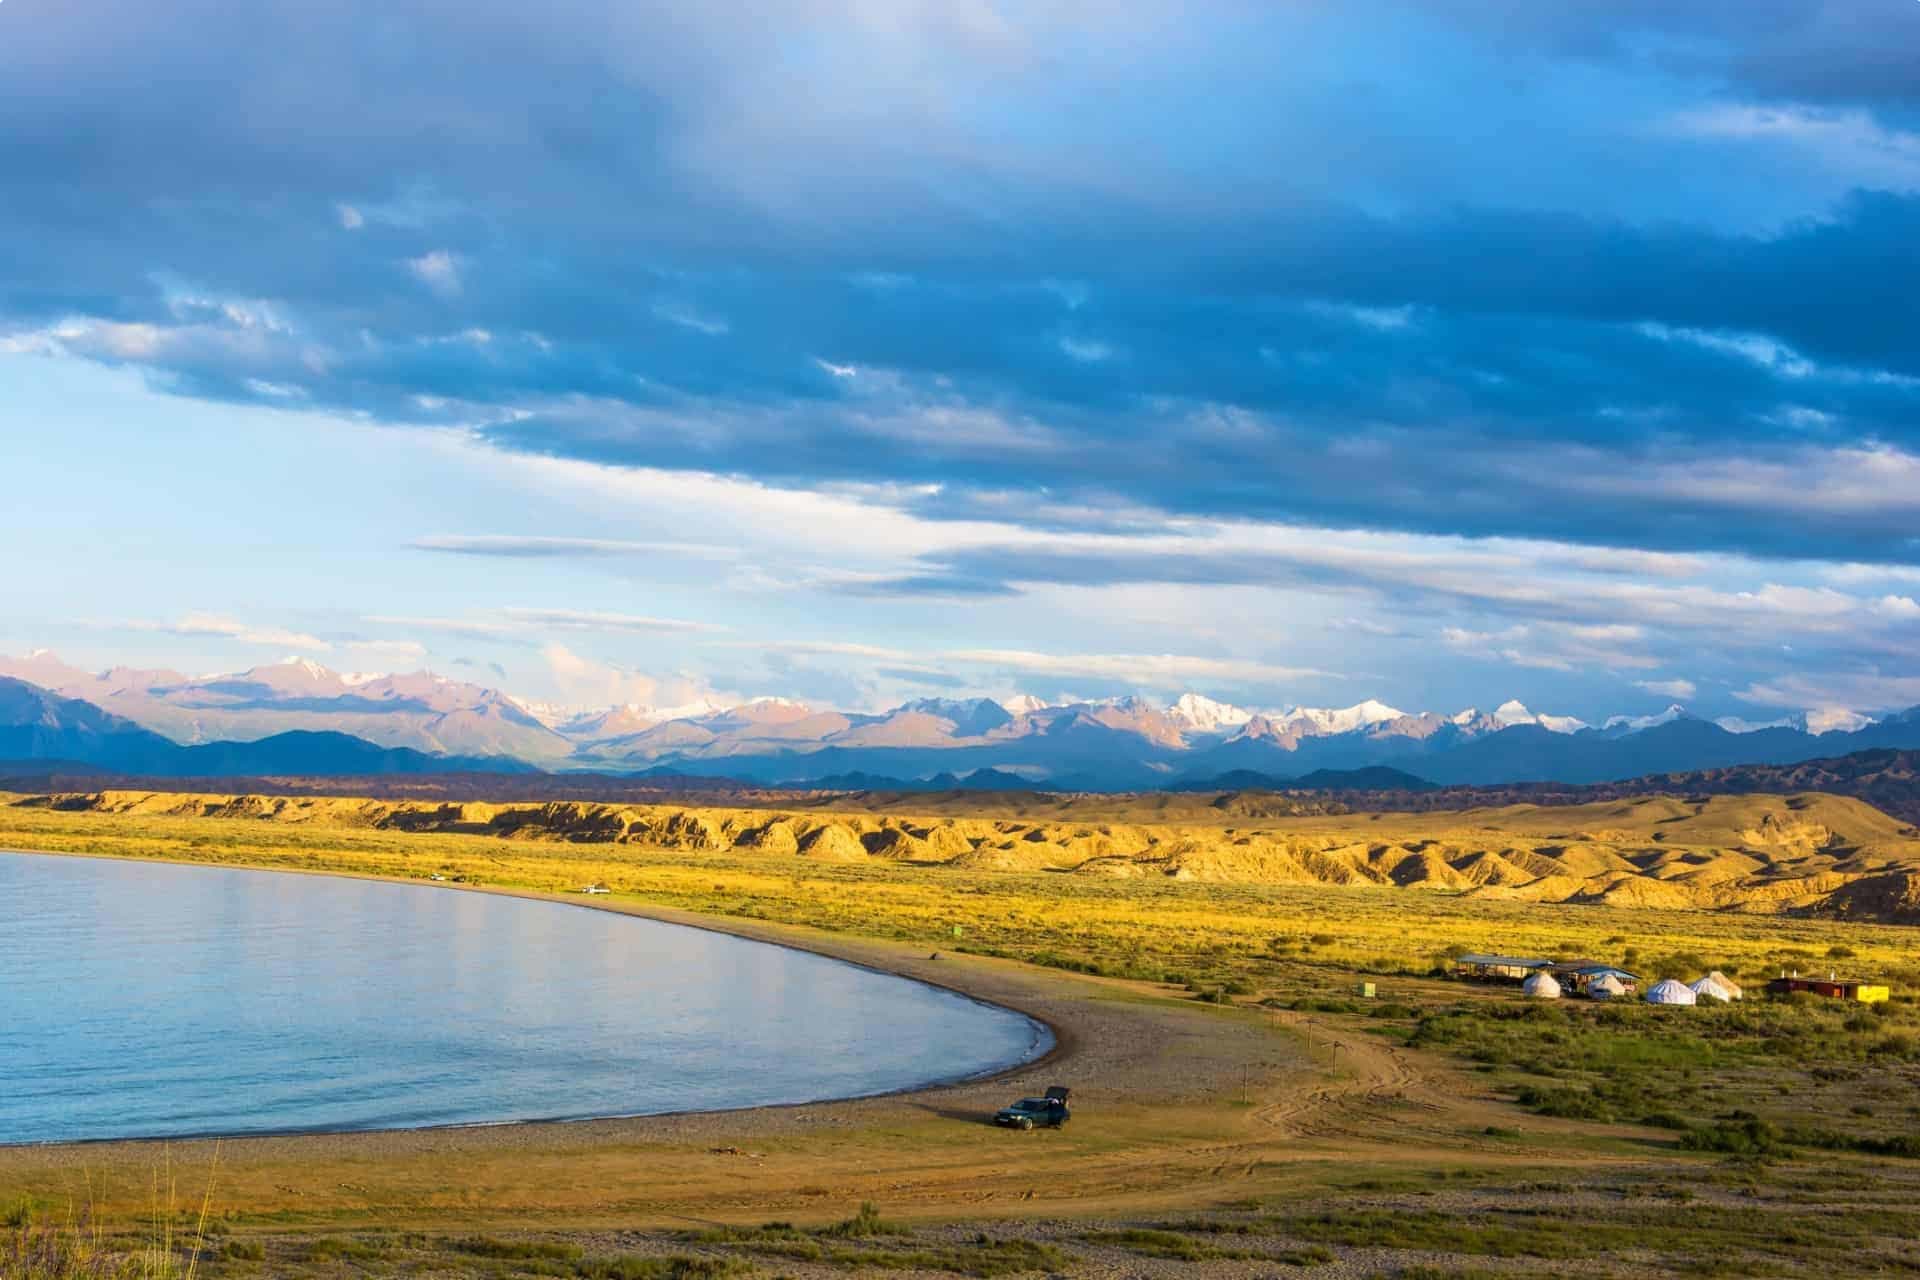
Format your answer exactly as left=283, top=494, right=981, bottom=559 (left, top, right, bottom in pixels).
left=4, top=0, right=1920, bottom=719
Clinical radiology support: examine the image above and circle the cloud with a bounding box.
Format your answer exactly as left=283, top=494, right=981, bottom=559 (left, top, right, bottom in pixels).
left=1737, top=672, right=1920, bottom=715
left=731, top=639, right=912, bottom=661
left=365, top=607, right=718, bottom=640
left=343, top=638, right=429, bottom=660
left=11, top=0, right=1920, bottom=721
left=362, top=614, right=536, bottom=644
left=407, top=250, right=462, bottom=295
left=123, top=613, right=330, bottom=652
left=501, top=607, right=724, bottom=634
left=542, top=643, right=659, bottom=708
left=540, top=643, right=722, bottom=710
left=939, top=648, right=1332, bottom=688
left=874, top=666, right=969, bottom=689
left=652, top=300, right=729, bottom=336
left=408, top=534, right=736, bottom=560
left=1635, top=678, right=1698, bottom=700
left=7, top=1, right=1920, bottom=569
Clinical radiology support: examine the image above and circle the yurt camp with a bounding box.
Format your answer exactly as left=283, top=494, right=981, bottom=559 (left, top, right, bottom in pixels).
left=1690, top=974, right=1735, bottom=1003
left=1587, top=973, right=1627, bottom=1001
left=1646, top=978, right=1697, bottom=1007
left=1522, top=971, right=1562, bottom=1000
left=1700, top=970, right=1742, bottom=1000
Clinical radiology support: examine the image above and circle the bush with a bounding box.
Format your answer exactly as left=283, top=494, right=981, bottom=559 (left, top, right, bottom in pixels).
left=580, top=1258, right=749, bottom=1280
left=444, top=1235, right=584, bottom=1261
left=1513, top=1085, right=1613, bottom=1122
left=1678, top=1113, right=1785, bottom=1156
left=818, top=1202, right=900, bottom=1239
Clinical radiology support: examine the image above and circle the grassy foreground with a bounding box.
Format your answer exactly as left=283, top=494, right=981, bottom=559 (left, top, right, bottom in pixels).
left=5, top=792, right=1920, bottom=1277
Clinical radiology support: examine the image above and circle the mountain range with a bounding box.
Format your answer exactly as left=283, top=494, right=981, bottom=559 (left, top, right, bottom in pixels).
left=6, top=651, right=1920, bottom=790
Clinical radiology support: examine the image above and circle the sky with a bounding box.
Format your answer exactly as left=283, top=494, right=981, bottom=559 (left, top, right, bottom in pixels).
left=4, top=0, right=1920, bottom=721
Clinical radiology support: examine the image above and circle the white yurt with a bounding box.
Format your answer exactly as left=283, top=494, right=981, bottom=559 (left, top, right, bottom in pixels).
left=1587, top=973, right=1627, bottom=1001
left=1522, top=971, right=1562, bottom=1000
left=1645, top=978, right=1697, bottom=1006
left=1702, top=970, right=1743, bottom=1000
left=1690, top=975, right=1735, bottom=1003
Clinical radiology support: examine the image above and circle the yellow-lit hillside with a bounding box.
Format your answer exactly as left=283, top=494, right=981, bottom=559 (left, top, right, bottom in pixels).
left=21, top=788, right=1920, bottom=922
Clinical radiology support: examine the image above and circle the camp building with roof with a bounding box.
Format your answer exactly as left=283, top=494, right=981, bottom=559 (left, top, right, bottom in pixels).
left=1452, top=954, right=1640, bottom=995
left=1548, top=960, right=1641, bottom=997
left=1452, top=954, right=1553, bottom=983
left=1766, top=975, right=1890, bottom=1004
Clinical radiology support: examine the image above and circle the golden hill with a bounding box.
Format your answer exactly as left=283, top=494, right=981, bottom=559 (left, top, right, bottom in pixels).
left=21, top=789, right=1920, bottom=923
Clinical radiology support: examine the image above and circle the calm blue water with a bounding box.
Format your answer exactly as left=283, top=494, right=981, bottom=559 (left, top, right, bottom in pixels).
left=0, top=852, right=1048, bottom=1144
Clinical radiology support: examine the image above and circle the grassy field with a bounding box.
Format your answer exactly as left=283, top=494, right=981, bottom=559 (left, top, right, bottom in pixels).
left=5, top=792, right=1918, bottom=990
left=5, top=791, right=1920, bottom=1277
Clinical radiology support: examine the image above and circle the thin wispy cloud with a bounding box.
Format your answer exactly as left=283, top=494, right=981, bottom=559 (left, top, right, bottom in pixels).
left=118, top=613, right=331, bottom=653
left=409, top=535, right=735, bottom=560
left=502, top=608, right=726, bottom=634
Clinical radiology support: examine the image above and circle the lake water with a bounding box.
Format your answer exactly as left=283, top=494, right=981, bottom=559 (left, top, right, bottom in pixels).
left=0, top=852, right=1049, bottom=1145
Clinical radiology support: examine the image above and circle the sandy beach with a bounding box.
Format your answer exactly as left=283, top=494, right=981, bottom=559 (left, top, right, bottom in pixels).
left=0, top=870, right=1318, bottom=1228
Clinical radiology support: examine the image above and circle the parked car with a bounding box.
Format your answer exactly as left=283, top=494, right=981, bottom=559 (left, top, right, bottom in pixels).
left=993, top=1085, right=1070, bottom=1130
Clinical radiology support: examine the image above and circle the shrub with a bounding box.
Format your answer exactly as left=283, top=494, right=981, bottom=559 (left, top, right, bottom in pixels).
left=1679, top=1113, right=1785, bottom=1156
left=580, top=1257, right=751, bottom=1280
left=444, top=1235, right=584, bottom=1261
left=818, top=1202, right=900, bottom=1239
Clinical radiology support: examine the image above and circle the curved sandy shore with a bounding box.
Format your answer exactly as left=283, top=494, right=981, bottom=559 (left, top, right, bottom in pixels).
left=0, top=852, right=1298, bottom=1221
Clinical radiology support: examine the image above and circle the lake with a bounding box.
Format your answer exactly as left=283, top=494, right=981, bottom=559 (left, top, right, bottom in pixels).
left=0, top=852, right=1049, bottom=1144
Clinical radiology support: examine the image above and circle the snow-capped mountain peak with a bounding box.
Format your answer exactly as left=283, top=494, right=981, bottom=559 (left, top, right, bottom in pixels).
left=1482, top=700, right=1587, bottom=735
left=1278, top=699, right=1406, bottom=736
left=1603, top=704, right=1690, bottom=733
left=1803, top=707, right=1874, bottom=736
left=1001, top=694, right=1051, bottom=716
left=1166, top=692, right=1253, bottom=734
left=1715, top=714, right=1792, bottom=734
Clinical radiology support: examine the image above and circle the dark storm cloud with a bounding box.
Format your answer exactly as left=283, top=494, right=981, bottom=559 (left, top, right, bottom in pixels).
left=6, top=0, right=1920, bottom=563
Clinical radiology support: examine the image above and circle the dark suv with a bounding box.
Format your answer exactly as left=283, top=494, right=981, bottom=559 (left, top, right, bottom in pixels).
left=993, top=1085, right=1070, bottom=1130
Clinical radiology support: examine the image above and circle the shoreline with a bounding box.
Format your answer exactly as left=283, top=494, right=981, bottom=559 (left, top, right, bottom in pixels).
left=0, top=845, right=1098, bottom=1160
left=0, top=836, right=1676, bottom=1242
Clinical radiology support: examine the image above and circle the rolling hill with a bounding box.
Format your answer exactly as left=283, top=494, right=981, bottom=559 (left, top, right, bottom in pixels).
left=24, top=786, right=1920, bottom=924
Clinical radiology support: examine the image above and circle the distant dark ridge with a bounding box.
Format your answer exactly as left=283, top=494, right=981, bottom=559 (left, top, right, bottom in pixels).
left=796, top=766, right=1038, bottom=793
left=1166, top=765, right=1437, bottom=793
left=1290, top=766, right=1439, bottom=792
left=0, top=675, right=537, bottom=779
left=0, top=765, right=783, bottom=804
left=1282, top=748, right=1920, bottom=825
left=1164, top=768, right=1292, bottom=793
